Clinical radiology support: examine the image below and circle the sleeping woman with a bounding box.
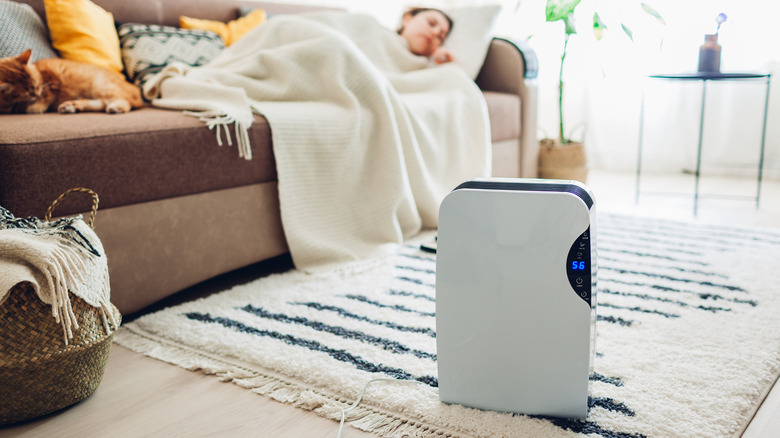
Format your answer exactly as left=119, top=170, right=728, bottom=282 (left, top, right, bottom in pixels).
left=397, top=7, right=456, bottom=65
left=143, top=7, right=492, bottom=269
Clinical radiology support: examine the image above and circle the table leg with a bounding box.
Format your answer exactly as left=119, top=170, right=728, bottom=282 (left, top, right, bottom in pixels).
left=693, top=80, right=708, bottom=216
left=756, top=77, right=771, bottom=208
left=636, top=86, right=646, bottom=204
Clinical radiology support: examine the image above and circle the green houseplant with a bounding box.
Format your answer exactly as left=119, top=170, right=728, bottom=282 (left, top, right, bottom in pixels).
left=538, top=0, right=664, bottom=182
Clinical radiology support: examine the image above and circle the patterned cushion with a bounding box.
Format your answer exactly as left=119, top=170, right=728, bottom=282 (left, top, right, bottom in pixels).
left=118, top=23, right=225, bottom=88
left=0, top=0, right=58, bottom=62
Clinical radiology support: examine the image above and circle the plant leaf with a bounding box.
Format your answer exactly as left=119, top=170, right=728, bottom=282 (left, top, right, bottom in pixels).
left=621, top=23, right=634, bottom=41
left=564, top=13, right=577, bottom=34
left=546, top=0, right=582, bottom=22
left=592, top=11, right=607, bottom=40
left=641, top=2, right=666, bottom=25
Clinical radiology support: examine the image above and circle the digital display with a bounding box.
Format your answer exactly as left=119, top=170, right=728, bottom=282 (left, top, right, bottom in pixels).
left=567, top=227, right=592, bottom=307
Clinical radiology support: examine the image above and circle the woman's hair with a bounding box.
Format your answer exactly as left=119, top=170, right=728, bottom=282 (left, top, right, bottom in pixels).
left=397, top=7, right=455, bottom=36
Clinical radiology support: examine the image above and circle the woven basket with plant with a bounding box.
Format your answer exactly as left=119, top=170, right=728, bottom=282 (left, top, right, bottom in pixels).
left=0, top=188, right=121, bottom=425
left=535, top=0, right=665, bottom=183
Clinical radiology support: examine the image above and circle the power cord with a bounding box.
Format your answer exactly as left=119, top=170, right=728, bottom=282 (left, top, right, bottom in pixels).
left=336, top=378, right=425, bottom=438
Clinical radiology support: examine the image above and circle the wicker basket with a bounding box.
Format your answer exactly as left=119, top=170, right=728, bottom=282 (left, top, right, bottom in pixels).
left=538, top=139, right=589, bottom=184
left=0, top=188, right=121, bottom=425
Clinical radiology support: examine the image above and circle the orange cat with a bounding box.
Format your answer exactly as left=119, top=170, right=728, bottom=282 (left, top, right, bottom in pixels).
left=0, top=49, right=143, bottom=114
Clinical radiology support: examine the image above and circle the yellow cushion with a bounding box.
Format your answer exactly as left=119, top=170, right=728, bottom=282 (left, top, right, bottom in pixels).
left=180, top=8, right=267, bottom=46
left=43, top=0, right=123, bottom=74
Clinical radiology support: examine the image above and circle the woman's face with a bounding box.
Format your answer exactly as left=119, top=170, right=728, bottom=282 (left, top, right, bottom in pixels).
left=400, top=10, right=451, bottom=57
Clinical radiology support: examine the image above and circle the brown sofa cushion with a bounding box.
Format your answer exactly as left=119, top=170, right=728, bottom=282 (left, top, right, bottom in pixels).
left=0, top=108, right=276, bottom=217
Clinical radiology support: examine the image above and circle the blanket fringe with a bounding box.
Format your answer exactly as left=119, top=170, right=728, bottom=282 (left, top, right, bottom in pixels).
left=48, top=235, right=118, bottom=345
left=115, top=326, right=446, bottom=437
left=46, top=242, right=117, bottom=344
left=183, top=110, right=253, bottom=160
left=0, top=226, right=118, bottom=345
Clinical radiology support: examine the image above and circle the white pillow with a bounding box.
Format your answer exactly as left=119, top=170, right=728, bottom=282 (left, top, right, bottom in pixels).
left=442, top=4, right=502, bottom=80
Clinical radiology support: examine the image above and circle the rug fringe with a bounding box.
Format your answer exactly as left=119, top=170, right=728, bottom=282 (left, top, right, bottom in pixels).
left=115, top=326, right=450, bottom=437
left=351, top=411, right=458, bottom=438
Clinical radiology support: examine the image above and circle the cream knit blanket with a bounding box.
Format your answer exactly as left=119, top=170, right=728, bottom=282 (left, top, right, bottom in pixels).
left=143, top=12, right=491, bottom=270
left=0, top=207, right=117, bottom=344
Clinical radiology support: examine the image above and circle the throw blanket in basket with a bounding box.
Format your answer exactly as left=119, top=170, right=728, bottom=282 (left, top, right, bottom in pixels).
left=0, top=207, right=117, bottom=344
left=143, top=12, right=492, bottom=270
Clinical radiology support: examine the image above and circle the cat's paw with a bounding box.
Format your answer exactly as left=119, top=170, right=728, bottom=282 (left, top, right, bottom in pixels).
left=25, top=100, right=48, bottom=114
left=58, top=102, right=78, bottom=113
left=106, top=101, right=130, bottom=114
left=25, top=105, right=46, bottom=114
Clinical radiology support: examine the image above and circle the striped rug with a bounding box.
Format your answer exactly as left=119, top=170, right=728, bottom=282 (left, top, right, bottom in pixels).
left=116, top=213, right=780, bottom=437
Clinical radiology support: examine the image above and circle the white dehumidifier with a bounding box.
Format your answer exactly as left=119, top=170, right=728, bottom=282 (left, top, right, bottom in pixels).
left=435, top=178, right=597, bottom=419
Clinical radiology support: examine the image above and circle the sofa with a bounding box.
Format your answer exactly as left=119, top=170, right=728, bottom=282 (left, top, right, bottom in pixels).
left=0, top=0, right=539, bottom=316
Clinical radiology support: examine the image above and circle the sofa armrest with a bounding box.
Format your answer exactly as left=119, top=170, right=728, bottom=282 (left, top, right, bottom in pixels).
left=476, top=38, right=540, bottom=178
left=476, top=38, right=539, bottom=91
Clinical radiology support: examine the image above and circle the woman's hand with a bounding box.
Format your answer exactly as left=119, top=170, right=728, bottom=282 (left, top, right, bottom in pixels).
left=432, top=47, right=455, bottom=65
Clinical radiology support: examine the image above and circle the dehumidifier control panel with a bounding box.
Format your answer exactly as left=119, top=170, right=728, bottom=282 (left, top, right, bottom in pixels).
left=567, top=227, right=592, bottom=306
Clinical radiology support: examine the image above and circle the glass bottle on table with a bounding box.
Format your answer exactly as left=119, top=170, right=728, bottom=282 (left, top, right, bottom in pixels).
left=697, top=34, right=721, bottom=73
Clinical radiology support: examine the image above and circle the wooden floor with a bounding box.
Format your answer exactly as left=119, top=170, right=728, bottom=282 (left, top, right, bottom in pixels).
left=2, top=169, right=779, bottom=438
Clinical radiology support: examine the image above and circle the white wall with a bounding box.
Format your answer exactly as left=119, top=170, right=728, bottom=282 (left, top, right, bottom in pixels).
left=500, top=0, right=780, bottom=179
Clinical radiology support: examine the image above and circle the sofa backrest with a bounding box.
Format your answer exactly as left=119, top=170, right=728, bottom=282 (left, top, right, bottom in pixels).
left=15, top=0, right=339, bottom=27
